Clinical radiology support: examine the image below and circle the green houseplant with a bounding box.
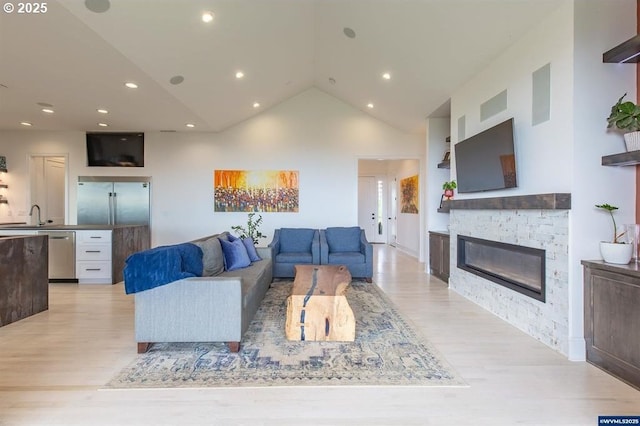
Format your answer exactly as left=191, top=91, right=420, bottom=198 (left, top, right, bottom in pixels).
left=231, top=212, right=267, bottom=245
left=442, top=180, right=456, bottom=199
left=606, top=93, right=640, bottom=151
left=595, top=203, right=632, bottom=264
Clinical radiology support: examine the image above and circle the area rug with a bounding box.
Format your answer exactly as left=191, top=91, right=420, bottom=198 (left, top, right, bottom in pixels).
left=105, top=281, right=466, bottom=389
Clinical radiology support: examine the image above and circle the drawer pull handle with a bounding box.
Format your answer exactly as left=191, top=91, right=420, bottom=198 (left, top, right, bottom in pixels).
left=85, top=250, right=101, bottom=253
left=90, top=236, right=102, bottom=239
left=86, top=268, right=102, bottom=271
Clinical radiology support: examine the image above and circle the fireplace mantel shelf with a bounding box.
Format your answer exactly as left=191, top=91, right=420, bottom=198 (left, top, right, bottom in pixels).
left=438, top=193, right=571, bottom=212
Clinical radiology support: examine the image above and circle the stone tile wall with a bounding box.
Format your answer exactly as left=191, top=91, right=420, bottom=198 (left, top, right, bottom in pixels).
left=449, top=209, right=569, bottom=355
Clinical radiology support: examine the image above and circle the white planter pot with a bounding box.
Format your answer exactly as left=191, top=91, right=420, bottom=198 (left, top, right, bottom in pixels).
left=623, top=131, right=640, bottom=151
left=599, top=242, right=633, bottom=264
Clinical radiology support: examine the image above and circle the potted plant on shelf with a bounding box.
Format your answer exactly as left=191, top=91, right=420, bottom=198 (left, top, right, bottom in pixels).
left=595, top=203, right=632, bottom=264
left=606, top=93, right=640, bottom=151
left=442, top=180, right=456, bottom=199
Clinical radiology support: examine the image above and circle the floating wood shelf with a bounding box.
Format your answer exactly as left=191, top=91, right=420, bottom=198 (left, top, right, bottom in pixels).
left=0, top=200, right=8, bottom=204
left=602, top=150, right=640, bottom=166
left=440, top=193, right=571, bottom=211
left=603, top=34, right=640, bottom=63
left=437, top=160, right=450, bottom=169
left=0, top=184, right=7, bottom=189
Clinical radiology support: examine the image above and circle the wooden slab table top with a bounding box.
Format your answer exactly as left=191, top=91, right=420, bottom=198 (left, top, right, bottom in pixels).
left=285, top=264, right=356, bottom=342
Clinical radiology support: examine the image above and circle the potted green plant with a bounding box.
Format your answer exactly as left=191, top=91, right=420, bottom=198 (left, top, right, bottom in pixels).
left=595, top=203, right=632, bottom=264
left=606, top=93, right=640, bottom=151
left=442, top=180, right=456, bottom=199
left=231, top=212, right=267, bottom=245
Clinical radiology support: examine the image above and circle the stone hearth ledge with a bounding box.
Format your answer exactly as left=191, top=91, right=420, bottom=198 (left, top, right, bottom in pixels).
left=438, top=193, right=571, bottom=212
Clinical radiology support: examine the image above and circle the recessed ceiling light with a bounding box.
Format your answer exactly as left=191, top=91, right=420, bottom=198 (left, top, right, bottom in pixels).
left=85, top=0, right=110, bottom=13
left=235, top=71, right=244, bottom=79
left=343, top=27, right=356, bottom=39
left=98, top=123, right=108, bottom=127
left=367, top=103, right=374, bottom=109
left=20, top=121, right=32, bottom=126
left=186, top=123, right=195, bottom=128
left=124, top=82, right=138, bottom=89
left=202, top=11, right=214, bottom=23
left=42, top=108, right=54, bottom=114
left=169, top=75, right=184, bottom=85
left=382, top=72, right=391, bottom=80
left=97, top=108, right=108, bottom=114
left=253, top=102, right=260, bottom=108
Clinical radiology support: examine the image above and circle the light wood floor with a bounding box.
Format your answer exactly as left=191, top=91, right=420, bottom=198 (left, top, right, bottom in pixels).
left=1, top=245, right=639, bottom=426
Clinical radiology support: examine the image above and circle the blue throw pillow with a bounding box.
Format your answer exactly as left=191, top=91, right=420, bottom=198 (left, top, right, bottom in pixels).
left=220, top=238, right=251, bottom=271
left=227, top=233, right=238, bottom=242
left=242, top=238, right=262, bottom=262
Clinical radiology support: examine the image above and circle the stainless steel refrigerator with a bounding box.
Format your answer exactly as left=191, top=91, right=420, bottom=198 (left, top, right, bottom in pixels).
left=77, top=176, right=151, bottom=225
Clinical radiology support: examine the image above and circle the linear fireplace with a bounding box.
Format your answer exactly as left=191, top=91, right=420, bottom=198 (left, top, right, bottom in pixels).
left=457, top=235, right=546, bottom=302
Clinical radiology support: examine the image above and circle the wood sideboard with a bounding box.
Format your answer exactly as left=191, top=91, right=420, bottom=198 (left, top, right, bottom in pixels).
left=582, top=260, right=640, bottom=390
left=429, top=231, right=450, bottom=283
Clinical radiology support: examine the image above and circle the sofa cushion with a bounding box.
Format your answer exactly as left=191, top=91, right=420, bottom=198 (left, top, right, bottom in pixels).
left=192, top=237, right=225, bottom=276
left=220, top=238, right=251, bottom=271
left=328, top=251, right=365, bottom=265
left=276, top=252, right=314, bottom=264
left=279, top=228, right=316, bottom=253
left=242, top=238, right=262, bottom=262
left=325, top=227, right=361, bottom=252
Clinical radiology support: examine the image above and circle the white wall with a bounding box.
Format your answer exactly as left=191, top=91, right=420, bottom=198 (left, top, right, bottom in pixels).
left=569, top=0, right=637, bottom=359
left=0, top=88, right=424, bottom=247
left=393, top=159, right=421, bottom=257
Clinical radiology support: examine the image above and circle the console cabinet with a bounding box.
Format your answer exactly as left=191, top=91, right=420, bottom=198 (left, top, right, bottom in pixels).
left=582, top=260, right=640, bottom=390
left=429, top=231, right=450, bottom=283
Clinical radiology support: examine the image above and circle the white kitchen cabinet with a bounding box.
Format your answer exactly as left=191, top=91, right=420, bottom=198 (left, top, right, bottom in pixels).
left=75, top=230, right=112, bottom=284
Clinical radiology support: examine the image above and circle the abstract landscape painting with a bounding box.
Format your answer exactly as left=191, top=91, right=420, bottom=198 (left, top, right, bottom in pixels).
left=214, top=169, right=299, bottom=212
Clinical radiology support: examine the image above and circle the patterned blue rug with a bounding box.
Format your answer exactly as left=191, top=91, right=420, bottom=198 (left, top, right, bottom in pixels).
left=105, top=282, right=466, bottom=388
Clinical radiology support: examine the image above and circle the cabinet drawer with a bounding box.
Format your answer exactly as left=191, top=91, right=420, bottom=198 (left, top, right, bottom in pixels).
left=76, top=243, right=111, bottom=261
left=77, top=230, right=112, bottom=243
left=76, top=261, right=112, bottom=280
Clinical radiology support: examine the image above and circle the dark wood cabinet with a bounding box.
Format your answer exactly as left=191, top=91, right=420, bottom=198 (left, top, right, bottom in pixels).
left=429, top=231, right=450, bottom=283
left=582, top=260, right=640, bottom=390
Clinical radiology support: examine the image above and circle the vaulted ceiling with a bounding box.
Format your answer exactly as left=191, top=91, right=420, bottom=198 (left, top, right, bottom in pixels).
left=0, top=0, right=563, bottom=135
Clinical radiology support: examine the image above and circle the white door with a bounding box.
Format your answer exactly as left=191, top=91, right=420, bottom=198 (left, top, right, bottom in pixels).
left=30, top=155, right=66, bottom=225
left=358, top=176, right=377, bottom=242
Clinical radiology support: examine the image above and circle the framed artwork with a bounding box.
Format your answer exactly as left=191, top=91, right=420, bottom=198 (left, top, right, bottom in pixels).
left=400, top=175, right=418, bottom=214
left=214, top=169, right=299, bottom=212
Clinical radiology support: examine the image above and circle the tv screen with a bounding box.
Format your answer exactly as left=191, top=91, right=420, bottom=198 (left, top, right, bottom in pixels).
left=454, top=118, right=517, bottom=193
left=86, top=132, right=144, bottom=167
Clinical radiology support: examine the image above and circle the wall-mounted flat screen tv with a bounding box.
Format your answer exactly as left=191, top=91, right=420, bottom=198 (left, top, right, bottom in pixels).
left=86, top=132, right=144, bottom=167
left=454, top=118, right=517, bottom=193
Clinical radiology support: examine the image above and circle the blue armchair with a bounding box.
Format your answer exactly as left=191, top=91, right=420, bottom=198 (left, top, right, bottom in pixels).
left=269, top=228, right=320, bottom=278
left=320, top=227, right=373, bottom=282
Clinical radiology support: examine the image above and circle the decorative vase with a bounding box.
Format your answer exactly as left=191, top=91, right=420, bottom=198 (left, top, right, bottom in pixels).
left=444, top=189, right=454, bottom=199
left=623, top=131, right=640, bottom=151
left=599, top=242, right=633, bottom=264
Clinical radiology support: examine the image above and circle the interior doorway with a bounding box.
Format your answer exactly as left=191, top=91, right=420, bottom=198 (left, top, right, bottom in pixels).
left=29, top=155, right=67, bottom=225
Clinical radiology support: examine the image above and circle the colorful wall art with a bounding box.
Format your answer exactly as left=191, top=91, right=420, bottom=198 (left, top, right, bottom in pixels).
left=400, top=175, right=418, bottom=214
left=214, top=169, right=299, bottom=212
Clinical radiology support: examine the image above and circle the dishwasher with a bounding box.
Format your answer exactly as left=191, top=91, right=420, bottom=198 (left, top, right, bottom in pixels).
left=37, top=231, right=76, bottom=282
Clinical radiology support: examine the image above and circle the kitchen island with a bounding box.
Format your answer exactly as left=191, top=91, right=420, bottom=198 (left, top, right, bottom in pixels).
left=0, top=234, right=48, bottom=326
left=0, top=224, right=150, bottom=284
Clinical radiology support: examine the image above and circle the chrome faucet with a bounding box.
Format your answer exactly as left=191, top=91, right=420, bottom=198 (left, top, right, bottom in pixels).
left=29, top=204, right=44, bottom=226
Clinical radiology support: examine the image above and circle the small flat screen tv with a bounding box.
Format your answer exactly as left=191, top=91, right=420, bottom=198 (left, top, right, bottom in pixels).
left=454, top=118, right=517, bottom=193
left=86, top=132, right=144, bottom=167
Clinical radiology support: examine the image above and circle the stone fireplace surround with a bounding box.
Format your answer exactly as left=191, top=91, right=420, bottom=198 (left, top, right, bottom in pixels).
left=444, top=193, right=571, bottom=355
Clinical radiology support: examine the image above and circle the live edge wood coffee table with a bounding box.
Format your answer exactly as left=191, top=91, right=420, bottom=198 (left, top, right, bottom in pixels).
left=285, top=265, right=356, bottom=342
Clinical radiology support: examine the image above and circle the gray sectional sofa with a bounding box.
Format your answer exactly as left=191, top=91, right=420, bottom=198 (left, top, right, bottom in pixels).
left=130, top=231, right=272, bottom=353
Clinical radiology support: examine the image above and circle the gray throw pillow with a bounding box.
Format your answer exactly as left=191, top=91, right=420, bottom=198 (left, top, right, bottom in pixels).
left=193, top=237, right=225, bottom=276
